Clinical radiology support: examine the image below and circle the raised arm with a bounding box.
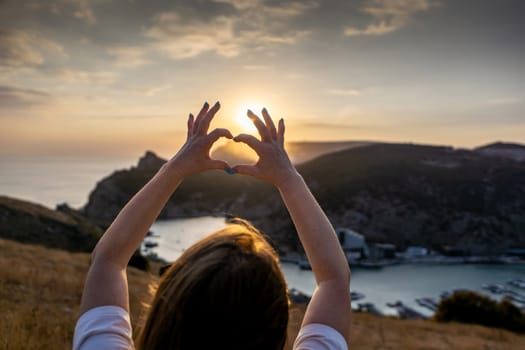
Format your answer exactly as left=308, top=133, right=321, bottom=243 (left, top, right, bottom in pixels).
left=233, top=109, right=351, bottom=339
left=79, top=101, right=232, bottom=314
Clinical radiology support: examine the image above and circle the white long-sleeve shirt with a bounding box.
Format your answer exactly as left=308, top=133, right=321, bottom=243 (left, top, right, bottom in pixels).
left=73, top=306, right=348, bottom=350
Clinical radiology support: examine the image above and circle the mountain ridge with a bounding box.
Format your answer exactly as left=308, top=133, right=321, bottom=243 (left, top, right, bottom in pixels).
left=82, top=141, right=525, bottom=255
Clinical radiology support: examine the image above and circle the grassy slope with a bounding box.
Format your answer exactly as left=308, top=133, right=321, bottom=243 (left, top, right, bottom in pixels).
left=1, top=238, right=524, bottom=350
left=0, top=195, right=103, bottom=252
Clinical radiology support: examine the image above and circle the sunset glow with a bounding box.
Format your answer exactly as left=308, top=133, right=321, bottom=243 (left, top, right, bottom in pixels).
left=235, top=102, right=264, bottom=134
left=0, top=0, right=523, bottom=158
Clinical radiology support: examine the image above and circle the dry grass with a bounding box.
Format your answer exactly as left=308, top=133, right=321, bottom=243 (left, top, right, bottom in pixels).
left=0, top=238, right=153, bottom=350
left=287, top=305, right=525, bottom=350
left=1, top=238, right=524, bottom=350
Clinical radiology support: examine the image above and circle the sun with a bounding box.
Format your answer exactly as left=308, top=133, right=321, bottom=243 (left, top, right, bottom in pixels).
left=235, top=102, right=264, bottom=134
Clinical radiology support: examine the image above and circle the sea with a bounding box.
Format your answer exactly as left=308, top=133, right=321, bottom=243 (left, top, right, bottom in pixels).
left=1, top=156, right=525, bottom=316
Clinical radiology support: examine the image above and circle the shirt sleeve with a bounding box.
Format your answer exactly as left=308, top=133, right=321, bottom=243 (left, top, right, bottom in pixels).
left=293, top=323, right=348, bottom=350
left=73, top=305, right=134, bottom=350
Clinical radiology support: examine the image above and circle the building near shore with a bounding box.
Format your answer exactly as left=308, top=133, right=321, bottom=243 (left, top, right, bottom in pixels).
left=336, top=228, right=369, bottom=260
left=506, top=248, right=525, bottom=258
left=368, top=243, right=397, bottom=260
left=405, top=246, right=429, bottom=257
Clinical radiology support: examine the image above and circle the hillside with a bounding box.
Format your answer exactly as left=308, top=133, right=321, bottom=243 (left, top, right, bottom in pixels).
left=475, top=142, right=525, bottom=162
left=0, top=195, right=103, bottom=252
left=211, top=140, right=374, bottom=165
left=2, top=238, right=524, bottom=349
left=297, top=143, right=525, bottom=254
left=83, top=142, right=525, bottom=255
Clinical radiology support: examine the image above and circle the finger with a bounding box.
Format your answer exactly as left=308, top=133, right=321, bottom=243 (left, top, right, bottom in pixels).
left=207, top=128, right=233, bottom=144
left=232, top=164, right=261, bottom=177
left=262, top=108, right=277, bottom=140
left=193, top=102, right=209, bottom=134
left=206, top=159, right=229, bottom=171
left=277, top=118, right=285, bottom=146
left=187, top=113, right=195, bottom=138
left=247, top=110, right=271, bottom=141
left=197, top=101, right=220, bottom=135
left=233, top=133, right=262, bottom=154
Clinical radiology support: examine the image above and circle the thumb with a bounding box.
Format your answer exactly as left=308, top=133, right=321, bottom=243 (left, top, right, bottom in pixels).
left=232, top=164, right=261, bottom=177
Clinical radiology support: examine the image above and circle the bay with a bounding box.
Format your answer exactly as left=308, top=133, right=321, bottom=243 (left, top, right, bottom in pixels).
left=2, top=156, right=524, bottom=316
left=147, top=217, right=525, bottom=316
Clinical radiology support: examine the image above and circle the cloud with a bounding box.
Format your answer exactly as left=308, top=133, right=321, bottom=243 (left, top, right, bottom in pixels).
left=0, top=85, right=52, bottom=109
left=344, top=0, right=439, bottom=36
left=107, top=47, right=151, bottom=68
left=26, top=0, right=96, bottom=24
left=344, top=22, right=399, bottom=36
left=145, top=12, right=240, bottom=58
left=298, top=122, right=357, bottom=130
left=325, top=88, right=362, bottom=96
left=144, top=1, right=317, bottom=59
left=211, top=0, right=262, bottom=11
left=243, top=64, right=271, bottom=70
left=212, top=0, right=319, bottom=15
left=142, top=84, right=172, bottom=97
left=262, top=1, right=320, bottom=17
left=55, top=69, right=118, bottom=85
left=0, top=29, right=66, bottom=70
left=485, top=97, right=521, bottom=105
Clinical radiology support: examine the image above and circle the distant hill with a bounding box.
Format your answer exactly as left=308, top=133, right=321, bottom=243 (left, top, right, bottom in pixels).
left=0, top=195, right=103, bottom=252
left=475, top=142, right=525, bottom=162
left=211, top=140, right=373, bottom=165
left=296, top=143, right=525, bottom=254
left=83, top=142, right=525, bottom=255
left=0, top=195, right=149, bottom=269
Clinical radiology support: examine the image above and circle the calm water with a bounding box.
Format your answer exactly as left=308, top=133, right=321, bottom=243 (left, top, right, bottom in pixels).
left=0, top=156, right=135, bottom=208
left=2, top=156, right=525, bottom=315
left=146, top=217, right=525, bottom=316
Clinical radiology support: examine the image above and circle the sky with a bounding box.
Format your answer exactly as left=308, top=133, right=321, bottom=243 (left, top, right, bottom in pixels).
left=1, top=0, right=524, bottom=158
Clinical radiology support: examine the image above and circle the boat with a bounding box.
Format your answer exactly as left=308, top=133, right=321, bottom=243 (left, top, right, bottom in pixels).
left=144, top=241, right=159, bottom=248
left=298, top=259, right=312, bottom=270
left=440, top=289, right=472, bottom=299
left=289, top=288, right=311, bottom=304
left=415, top=297, right=439, bottom=311
left=355, top=260, right=397, bottom=268
left=482, top=283, right=525, bottom=304
left=356, top=302, right=383, bottom=316
left=508, top=279, right=525, bottom=290
left=482, top=283, right=506, bottom=294
left=351, top=290, right=365, bottom=301
left=386, top=300, right=427, bottom=319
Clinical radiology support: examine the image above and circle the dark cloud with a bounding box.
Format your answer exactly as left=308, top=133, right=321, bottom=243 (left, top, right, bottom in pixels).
left=344, top=0, right=440, bottom=36
left=0, top=29, right=65, bottom=69
left=142, top=0, right=319, bottom=59
left=0, top=85, right=52, bottom=108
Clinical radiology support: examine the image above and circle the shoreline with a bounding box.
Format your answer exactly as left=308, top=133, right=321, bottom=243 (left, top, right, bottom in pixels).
left=280, top=253, right=525, bottom=270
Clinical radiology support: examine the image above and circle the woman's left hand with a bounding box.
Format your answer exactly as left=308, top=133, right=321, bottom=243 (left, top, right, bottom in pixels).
left=169, top=101, right=233, bottom=177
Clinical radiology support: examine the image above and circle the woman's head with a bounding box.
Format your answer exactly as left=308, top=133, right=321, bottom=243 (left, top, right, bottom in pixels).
left=137, top=219, right=289, bottom=350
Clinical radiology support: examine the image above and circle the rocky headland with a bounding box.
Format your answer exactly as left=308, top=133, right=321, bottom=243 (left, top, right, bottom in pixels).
left=0, top=196, right=103, bottom=252
left=83, top=141, right=525, bottom=256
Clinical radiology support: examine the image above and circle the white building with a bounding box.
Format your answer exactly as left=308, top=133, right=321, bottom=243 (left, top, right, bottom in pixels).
left=336, top=228, right=369, bottom=260
left=405, top=246, right=428, bottom=257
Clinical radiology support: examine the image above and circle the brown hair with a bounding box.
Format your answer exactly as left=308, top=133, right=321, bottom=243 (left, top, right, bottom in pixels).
left=136, top=219, right=289, bottom=350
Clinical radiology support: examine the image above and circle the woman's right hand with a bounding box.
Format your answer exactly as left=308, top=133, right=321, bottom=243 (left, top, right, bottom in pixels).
left=232, top=108, right=300, bottom=188
left=168, top=101, right=233, bottom=178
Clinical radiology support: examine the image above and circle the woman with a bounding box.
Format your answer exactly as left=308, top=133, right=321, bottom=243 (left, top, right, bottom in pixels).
left=73, top=101, right=351, bottom=349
